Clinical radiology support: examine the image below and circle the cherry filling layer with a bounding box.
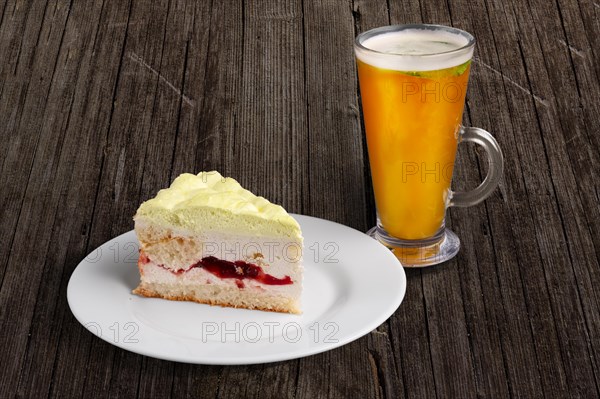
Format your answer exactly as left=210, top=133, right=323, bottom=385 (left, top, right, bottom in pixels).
left=140, top=253, right=292, bottom=286
left=199, top=256, right=293, bottom=285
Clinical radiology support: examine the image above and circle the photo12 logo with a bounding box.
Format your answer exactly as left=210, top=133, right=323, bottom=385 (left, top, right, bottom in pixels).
left=200, top=321, right=339, bottom=344
left=84, top=241, right=139, bottom=264
left=85, top=239, right=341, bottom=265
left=401, top=81, right=468, bottom=103
left=82, top=320, right=340, bottom=345
left=84, top=321, right=140, bottom=344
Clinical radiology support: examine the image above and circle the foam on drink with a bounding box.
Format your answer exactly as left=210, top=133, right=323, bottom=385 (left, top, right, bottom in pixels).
left=355, top=28, right=473, bottom=72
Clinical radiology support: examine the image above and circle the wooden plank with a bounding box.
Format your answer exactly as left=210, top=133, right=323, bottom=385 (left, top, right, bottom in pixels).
left=0, top=0, right=40, bottom=85
left=551, top=0, right=600, bottom=383
left=13, top=1, right=133, bottom=397
left=136, top=0, right=195, bottom=200
left=303, top=0, right=368, bottom=231
left=352, top=0, right=389, bottom=30
left=230, top=0, right=307, bottom=215
left=506, top=0, right=600, bottom=395
left=574, top=0, right=600, bottom=88
left=461, top=0, right=597, bottom=396
left=556, top=0, right=600, bottom=262
left=366, top=324, right=403, bottom=399
left=0, top=0, right=64, bottom=287
left=388, top=271, right=438, bottom=399
left=352, top=0, right=387, bottom=229
left=171, top=364, right=222, bottom=398
left=217, top=363, right=299, bottom=398
left=0, top=0, right=8, bottom=37
left=463, top=0, right=572, bottom=396
left=186, top=0, right=244, bottom=178
left=0, top=0, right=90, bottom=396
left=168, top=0, right=213, bottom=179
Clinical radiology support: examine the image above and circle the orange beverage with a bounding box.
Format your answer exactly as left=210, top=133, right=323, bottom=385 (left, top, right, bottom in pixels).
left=357, top=60, right=471, bottom=239
left=355, top=26, right=473, bottom=241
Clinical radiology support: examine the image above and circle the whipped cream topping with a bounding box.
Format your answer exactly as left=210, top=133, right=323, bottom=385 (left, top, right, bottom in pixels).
left=135, top=172, right=302, bottom=238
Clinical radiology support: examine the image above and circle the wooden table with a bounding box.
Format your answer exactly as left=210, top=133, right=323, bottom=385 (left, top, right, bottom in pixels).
left=2, top=0, right=599, bottom=397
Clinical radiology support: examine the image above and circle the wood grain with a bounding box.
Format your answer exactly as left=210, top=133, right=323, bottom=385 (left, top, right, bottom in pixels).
left=0, top=0, right=599, bottom=398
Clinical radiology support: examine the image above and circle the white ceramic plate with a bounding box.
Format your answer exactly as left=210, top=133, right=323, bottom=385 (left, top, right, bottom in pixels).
left=67, top=214, right=406, bottom=365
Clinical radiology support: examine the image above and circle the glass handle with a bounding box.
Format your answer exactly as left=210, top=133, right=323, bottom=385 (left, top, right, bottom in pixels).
left=449, top=126, right=504, bottom=207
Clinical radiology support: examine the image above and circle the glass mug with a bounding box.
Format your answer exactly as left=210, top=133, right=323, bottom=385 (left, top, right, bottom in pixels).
left=355, top=24, right=503, bottom=267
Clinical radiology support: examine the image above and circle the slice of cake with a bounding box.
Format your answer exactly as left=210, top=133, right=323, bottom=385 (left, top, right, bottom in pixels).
left=133, top=171, right=303, bottom=314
